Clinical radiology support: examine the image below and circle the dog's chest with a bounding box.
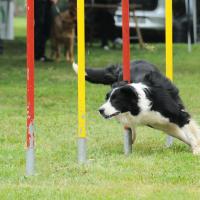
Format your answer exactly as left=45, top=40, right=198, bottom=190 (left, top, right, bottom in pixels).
left=116, top=111, right=170, bottom=129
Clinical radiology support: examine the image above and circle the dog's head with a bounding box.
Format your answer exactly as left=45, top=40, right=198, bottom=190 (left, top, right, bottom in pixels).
left=99, top=83, right=140, bottom=119
left=61, top=2, right=77, bottom=22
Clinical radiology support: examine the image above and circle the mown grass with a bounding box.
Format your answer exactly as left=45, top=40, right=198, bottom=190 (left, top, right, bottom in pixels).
left=0, top=17, right=200, bottom=199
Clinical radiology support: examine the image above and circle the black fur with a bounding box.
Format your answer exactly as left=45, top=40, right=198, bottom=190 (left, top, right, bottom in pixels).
left=86, top=64, right=120, bottom=84
left=86, top=60, right=160, bottom=85
left=86, top=60, right=190, bottom=127
left=106, top=78, right=190, bottom=128
left=85, top=60, right=183, bottom=107
left=143, top=71, right=184, bottom=110
left=108, top=86, right=140, bottom=116
left=144, top=87, right=190, bottom=127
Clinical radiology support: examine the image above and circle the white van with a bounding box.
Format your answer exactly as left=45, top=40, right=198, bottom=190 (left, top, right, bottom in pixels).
left=114, top=0, right=165, bottom=32
left=114, top=0, right=199, bottom=42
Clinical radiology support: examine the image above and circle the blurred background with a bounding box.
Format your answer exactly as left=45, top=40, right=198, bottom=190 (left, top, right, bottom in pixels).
left=1, top=0, right=199, bottom=48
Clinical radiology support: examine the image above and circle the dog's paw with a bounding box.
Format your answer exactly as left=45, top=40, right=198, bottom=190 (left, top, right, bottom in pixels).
left=72, top=62, right=78, bottom=74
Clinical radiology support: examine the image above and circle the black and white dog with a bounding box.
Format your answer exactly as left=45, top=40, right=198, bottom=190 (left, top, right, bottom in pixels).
left=73, top=60, right=200, bottom=154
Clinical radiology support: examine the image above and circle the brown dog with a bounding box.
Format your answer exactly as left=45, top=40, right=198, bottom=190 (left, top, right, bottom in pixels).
left=50, top=3, right=76, bottom=63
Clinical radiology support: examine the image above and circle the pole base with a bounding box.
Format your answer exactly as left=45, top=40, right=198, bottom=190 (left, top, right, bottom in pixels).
left=78, top=138, right=87, bottom=164
left=166, top=136, right=174, bottom=148
left=124, top=128, right=132, bottom=155
left=26, top=147, right=35, bottom=176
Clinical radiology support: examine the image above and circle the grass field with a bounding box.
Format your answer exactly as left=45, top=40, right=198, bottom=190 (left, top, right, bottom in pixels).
left=1, top=17, right=200, bottom=199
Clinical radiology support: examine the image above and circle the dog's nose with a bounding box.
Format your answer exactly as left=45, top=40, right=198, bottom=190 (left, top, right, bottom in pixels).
left=99, top=108, right=105, bottom=115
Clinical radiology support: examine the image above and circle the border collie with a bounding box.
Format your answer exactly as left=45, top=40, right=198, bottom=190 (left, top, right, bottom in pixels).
left=73, top=60, right=200, bottom=154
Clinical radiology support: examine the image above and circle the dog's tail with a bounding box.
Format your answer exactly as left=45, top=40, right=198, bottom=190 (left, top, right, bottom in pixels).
left=72, top=62, right=79, bottom=75
left=72, top=62, right=120, bottom=85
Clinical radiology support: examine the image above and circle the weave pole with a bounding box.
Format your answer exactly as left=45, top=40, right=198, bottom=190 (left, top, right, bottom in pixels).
left=165, top=0, right=174, bottom=147
left=26, top=0, right=35, bottom=175
left=77, top=0, right=87, bottom=163
left=122, top=0, right=132, bottom=155
left=186, top=0, right=192, bottom=52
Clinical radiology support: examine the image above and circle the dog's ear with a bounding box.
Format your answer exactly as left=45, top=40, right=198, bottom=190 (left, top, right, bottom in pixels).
left=119, top=85, right=137, bottom=98
left=111, top=81, right=128, bottom=89
left=68, top=2, right=77, bottom=18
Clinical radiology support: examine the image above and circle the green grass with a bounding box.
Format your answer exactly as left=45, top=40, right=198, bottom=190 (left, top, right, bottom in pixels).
left=14, top=17, right=26, bottom=38
left=1, top=17, right=200, bottom=199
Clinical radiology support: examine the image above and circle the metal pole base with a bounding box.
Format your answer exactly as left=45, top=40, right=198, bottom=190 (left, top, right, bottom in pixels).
left=124, top=128, right=132, bottom=155
left=166, top=136, right=174, bottom=148
left=78, top=138, right=87, bottom=164
left=26, top=147, right=35, bottom=176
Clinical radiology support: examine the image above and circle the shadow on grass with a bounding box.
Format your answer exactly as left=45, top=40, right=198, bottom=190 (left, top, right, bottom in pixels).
left=135, top=141, right=190, bottom=156
left=98, top=139, right=190, bottom=157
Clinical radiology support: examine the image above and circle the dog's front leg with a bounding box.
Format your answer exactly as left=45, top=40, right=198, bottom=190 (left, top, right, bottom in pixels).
left=131, top=127, right=137, bottom=145
left=124, top=127, right=132, bottom=155
left=124, top=126, right=136, bottom=155
left=55, top=45, right=61, bottom=62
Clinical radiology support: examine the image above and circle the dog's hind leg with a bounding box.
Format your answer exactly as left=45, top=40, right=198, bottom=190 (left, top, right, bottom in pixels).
left=50, top=50, right=55, bottom=60
left=50, top=42, right=56, bottom=60
left=165, top=120, right=200, bottom=154
left=181, top=120, right=200, bottom=154
left=65, top=38, right=71, bottom=63
left=55, top=45, right=61, bottom=62
left=68, top=37, right=74, bottom=63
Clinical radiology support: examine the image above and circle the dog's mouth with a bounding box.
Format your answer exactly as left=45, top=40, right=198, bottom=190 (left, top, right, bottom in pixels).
left=102, top=112, right=121, bottom=119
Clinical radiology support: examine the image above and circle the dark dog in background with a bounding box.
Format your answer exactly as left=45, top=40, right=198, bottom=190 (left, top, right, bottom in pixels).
left=51, top=2, right=76, bottom=63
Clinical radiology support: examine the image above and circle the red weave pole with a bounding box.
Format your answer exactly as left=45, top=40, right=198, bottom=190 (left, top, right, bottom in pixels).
left=26, top=0, right=34, bottom=149
left=122, top=0, right=130, bottom=82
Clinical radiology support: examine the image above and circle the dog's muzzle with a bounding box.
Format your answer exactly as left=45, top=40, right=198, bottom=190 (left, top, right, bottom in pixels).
left=98, top=108, right=120, bottom=119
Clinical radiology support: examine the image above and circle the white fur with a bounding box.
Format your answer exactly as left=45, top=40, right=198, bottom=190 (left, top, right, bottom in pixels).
left=72, top=62, right=88, bottom=76
left=130, top=83, right=151, bottom=111
left=116, top=111, right=189, bottom=144
left=116, top=111, right=200, bottom=154
left=72, top=62, right=78, bottom=74
left=99, top=88, right=119, bottom=117
left=101, top=83, right=200, bottom=154
left=181, top=120, right=200, bottom=154
left=99, top=93, right=119, bottom=117
left=116, top=111, right=169, bottom=129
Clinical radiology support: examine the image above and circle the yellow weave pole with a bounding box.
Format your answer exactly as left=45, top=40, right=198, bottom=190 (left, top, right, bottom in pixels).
left=165, top=0, right=173, bottom=81
left=77, top=0, right=87, bottom=163
left=165, top=0, right=174, bottom=147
